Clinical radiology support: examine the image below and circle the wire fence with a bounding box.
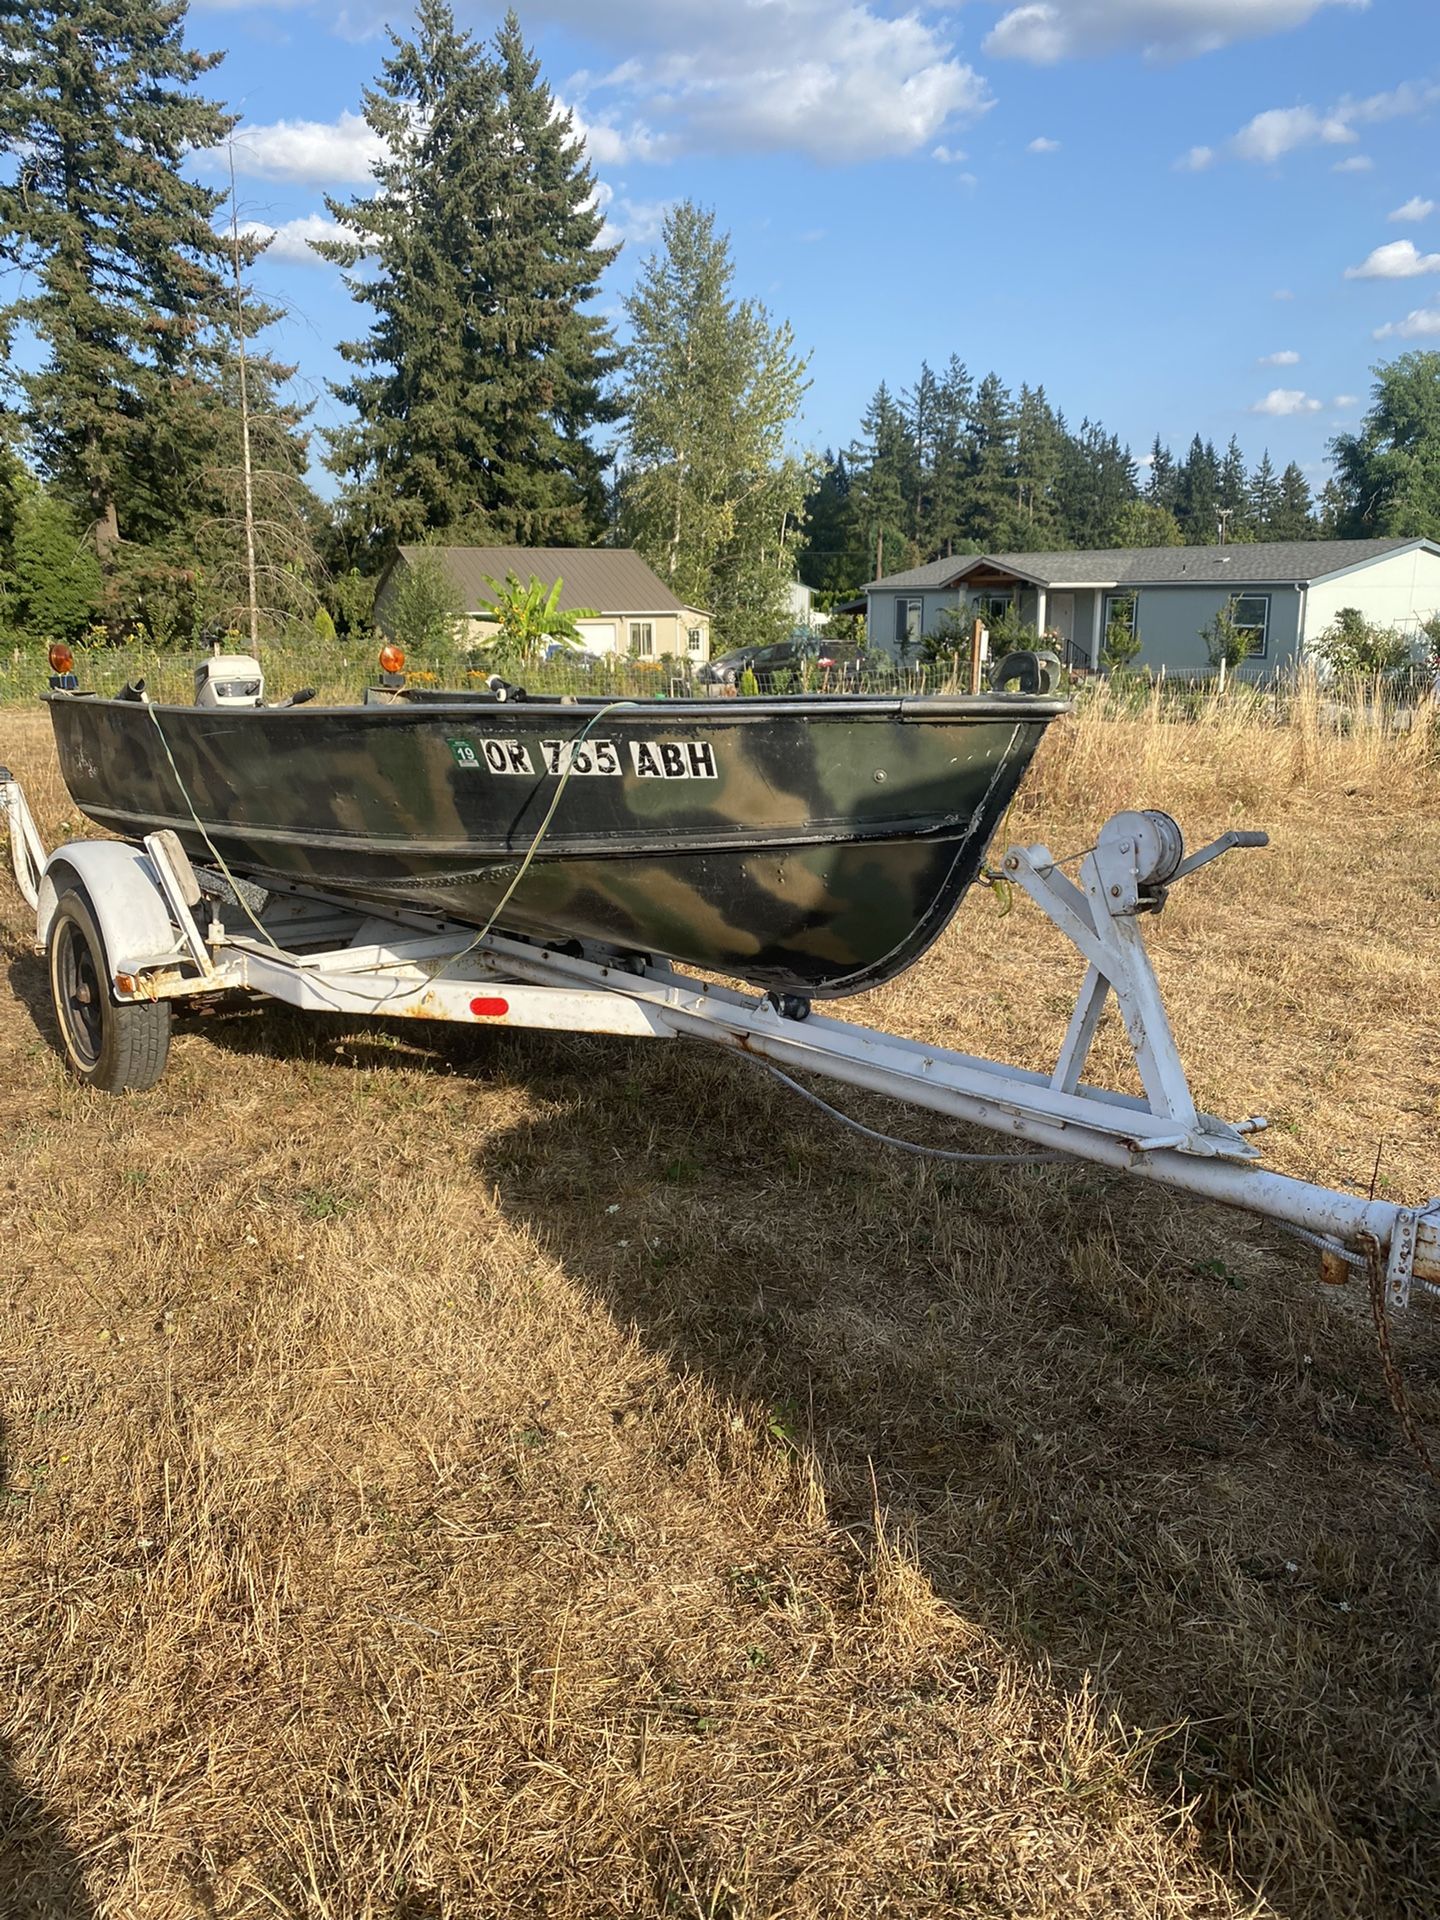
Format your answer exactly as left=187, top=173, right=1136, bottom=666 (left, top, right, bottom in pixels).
left=0, top=640, right=978, bottom=707
left=2, top=638, right=1435, bottom=739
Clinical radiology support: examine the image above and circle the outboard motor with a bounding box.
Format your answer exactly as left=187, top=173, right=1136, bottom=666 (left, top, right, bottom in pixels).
left=194, top=653, right=264, bottom=708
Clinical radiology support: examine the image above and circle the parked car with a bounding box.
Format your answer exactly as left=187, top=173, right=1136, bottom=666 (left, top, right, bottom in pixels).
left=698, top=631, right=864, bottom=689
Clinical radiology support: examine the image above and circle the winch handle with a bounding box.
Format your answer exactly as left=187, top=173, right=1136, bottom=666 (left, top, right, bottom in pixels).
left=1172, top=828, right=1269, bottom=884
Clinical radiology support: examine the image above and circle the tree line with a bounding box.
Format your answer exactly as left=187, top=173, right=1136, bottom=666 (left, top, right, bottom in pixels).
left=2, top=0, right=1438, bottom=653
left=796, top=370, right=1346, bottom=601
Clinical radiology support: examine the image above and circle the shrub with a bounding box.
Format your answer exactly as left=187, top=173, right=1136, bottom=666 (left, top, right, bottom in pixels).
left=313, top=605, right=337, bottom=643
left=1315, top=606, right=1415, bottom=680
left=1200, top=602, right=1255, bottom=687
left=10, top=493, right=103, bottom=642
left=385, top=548, right=465, bottom=658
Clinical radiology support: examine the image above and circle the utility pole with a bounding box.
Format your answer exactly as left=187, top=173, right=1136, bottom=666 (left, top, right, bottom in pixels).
left=1215, top=507, right=1233, bottom=546
left=227, top=145, right=260, bottom=651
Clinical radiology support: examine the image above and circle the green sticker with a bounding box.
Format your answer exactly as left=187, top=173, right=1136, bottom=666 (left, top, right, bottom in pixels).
left=447, top=737, right=480, bottom=769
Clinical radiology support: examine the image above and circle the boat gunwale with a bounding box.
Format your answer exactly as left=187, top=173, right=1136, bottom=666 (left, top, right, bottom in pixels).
left=43, top=689, right=1071, bottom=725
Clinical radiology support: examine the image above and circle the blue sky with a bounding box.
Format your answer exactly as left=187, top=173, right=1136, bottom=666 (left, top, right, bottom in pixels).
left=196, top=0, right=1440, bottom=495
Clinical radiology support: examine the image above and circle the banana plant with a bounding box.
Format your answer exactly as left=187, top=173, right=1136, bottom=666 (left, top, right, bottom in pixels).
left=473, top=572, right=599, bottom=672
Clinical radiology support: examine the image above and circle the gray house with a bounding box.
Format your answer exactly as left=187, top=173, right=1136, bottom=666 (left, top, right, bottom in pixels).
left=864, top=537, right=1440, bottom=676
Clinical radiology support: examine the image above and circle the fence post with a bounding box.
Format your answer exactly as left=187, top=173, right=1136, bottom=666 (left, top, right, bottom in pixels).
left=969, top=617, right=984, bottom=696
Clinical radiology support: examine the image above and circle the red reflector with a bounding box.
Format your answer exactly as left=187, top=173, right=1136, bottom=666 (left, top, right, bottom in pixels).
left=469, top=996, right=510, bottom=1017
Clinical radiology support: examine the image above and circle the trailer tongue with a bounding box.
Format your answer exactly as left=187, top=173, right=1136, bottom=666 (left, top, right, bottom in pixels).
left=4, top=768, right=1436, bottom=1309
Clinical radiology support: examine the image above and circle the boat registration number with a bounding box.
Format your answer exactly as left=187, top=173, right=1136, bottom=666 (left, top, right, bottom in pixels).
left=449, top=736, right=718, bottom=780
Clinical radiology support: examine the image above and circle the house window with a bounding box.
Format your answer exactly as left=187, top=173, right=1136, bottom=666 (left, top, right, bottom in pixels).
left=1229, top=593, right=1270, bottom=660
left=629, top=621, right=654, bottom=657
left=687, top=626, right=703, bottom=653
left=893, top=597, right=922, bottom=655
left=1102, top=592, right=1137, bottom=639
left=976, top=590, right=1012, bottom=626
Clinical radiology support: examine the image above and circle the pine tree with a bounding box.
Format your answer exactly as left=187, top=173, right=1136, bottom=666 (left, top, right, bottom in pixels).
left=0, top=0, right=258, bottom=565
left=1218, top=435, right=1252, bottom=540
left=1175, top=435, right=1222, bottom=542
left=618, top=202, right=810, bottom=647
left=1059, top=420, right=1137, bottom=548
left=928, top=357, right=973, bottom=559
left=1145, top=438, right=1178, bottom=514
left=1013, top=385, right=1065, bottom=545
left=964, top=374, right=1019, bottom=549
left=1271, top=462, right=1316, bottom=540
left=797, top=452, right=865, bottom=599
left=1248, top=451, right=1281, bottom=536
left=482, top=14, right=621, bottom=541
left=849, top=383, right=913, bottom=578
left=322, top=4, right=618, bottom=555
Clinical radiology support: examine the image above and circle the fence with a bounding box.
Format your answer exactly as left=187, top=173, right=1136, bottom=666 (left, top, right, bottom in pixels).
left=1, top=639, right=1434, bottom=739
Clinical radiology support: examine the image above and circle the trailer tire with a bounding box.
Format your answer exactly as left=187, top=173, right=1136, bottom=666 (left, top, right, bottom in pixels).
left=46, top=888, right=171, bottom=1093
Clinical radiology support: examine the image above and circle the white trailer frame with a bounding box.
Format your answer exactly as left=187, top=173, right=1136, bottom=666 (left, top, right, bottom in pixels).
left=4, top=766, right=1437, bottom=1307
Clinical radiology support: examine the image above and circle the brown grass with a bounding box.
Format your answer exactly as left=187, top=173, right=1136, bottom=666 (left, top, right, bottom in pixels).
left=1, top=697, right=1438, bottom=1920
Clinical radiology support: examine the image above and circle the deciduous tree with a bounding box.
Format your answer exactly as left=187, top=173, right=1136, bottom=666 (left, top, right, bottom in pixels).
left=618, top=202, right=811, bottom=648
left=1329, top=352, right=1440, bottom=540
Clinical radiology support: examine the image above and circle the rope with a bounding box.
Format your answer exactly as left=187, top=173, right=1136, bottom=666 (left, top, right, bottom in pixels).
left=755, top=1060, right=1067, bottom=1165
left=420, top=699, right=637, bottom=988
left=146, top=702, right=284, bottom=952
left=147, top=693, right=639, bottom=1005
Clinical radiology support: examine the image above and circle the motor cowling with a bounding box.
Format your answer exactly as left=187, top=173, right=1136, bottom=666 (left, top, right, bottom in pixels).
left=194, top=655, right=264, bottom=708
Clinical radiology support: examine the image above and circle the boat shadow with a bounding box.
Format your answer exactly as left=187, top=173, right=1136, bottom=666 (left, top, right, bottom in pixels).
left=0, top=1412, right=97, bottom=1918
left=457, top=1028, right=1438, bottom=1919
left=8, top=980, right=1436, bottom=1913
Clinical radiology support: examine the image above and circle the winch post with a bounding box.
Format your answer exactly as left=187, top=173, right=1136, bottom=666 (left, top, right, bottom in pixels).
left=1005, top=810, right=1267, bottom=1149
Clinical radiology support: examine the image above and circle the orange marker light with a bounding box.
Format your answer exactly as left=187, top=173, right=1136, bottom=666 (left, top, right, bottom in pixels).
left=48, top=643, right=75, bottom=674
left=379, top=644, right=406, bottom=674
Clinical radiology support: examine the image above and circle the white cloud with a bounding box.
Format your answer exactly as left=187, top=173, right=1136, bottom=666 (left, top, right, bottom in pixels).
left=513, top=2, right=993, bottom=162
left=932, top=143, right=969, bottom=163
left=1251, top=388, right=1322, bottom=415
left=1332, top=393, right=1358, bottom=406
left=239, top=213, right=356, bottom=264
left=1258, top=348, right=1300, bottom=365
left=565, top=102, right=671, bottom=167
left=1232, top=104, right=1355, bottom=163
left=1332, top=153, right=1373, bottom=172
left=1374, top=305, right=1440, bottom=339
left=1175, top=143, right=1214, bottom=170
left=1027, top=135, right=1061, bottom=153
left=227, top=110, right=382, bottom=186
left=1388, top=196, right=1436, bottom=222
left=1344, top=238, right=1440, bottom=279
left=1273, top=287, right=1294, bottom=300
left=590, top=181, right=674, bottom=249
left=1191, top=78, right=1440, bottom=170
left=984, top=0, right=1362, bottom=65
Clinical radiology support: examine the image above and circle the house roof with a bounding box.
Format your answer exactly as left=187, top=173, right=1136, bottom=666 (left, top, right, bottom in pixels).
left=389, top=545, right=705, bottom=616
left=865, top=536, right=1438, bottom=594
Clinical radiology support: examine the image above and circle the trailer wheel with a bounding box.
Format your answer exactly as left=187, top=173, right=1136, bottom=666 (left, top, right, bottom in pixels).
left=46, top=889, right=171, bottom=1093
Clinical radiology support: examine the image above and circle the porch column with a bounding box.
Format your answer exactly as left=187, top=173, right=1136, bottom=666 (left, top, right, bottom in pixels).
left=1035, top=586, right=1048, bottom=641
left=1090, top=592, right=1104, bottom=667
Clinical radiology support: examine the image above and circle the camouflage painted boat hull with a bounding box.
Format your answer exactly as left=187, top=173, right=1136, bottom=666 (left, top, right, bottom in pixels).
left=45, top=690, right=1066, bottom=997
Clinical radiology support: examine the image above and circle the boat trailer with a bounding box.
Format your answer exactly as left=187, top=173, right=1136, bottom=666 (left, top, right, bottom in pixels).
left=4, top=766, right=1437, bottom=1309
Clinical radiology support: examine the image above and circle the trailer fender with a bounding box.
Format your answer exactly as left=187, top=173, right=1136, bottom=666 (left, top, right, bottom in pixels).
left=38, top=841, right=183, bottom=973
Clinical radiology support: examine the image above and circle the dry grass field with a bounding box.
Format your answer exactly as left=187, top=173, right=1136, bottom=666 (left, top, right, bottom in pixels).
left=2, top=692, right=1438, bottom=1920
